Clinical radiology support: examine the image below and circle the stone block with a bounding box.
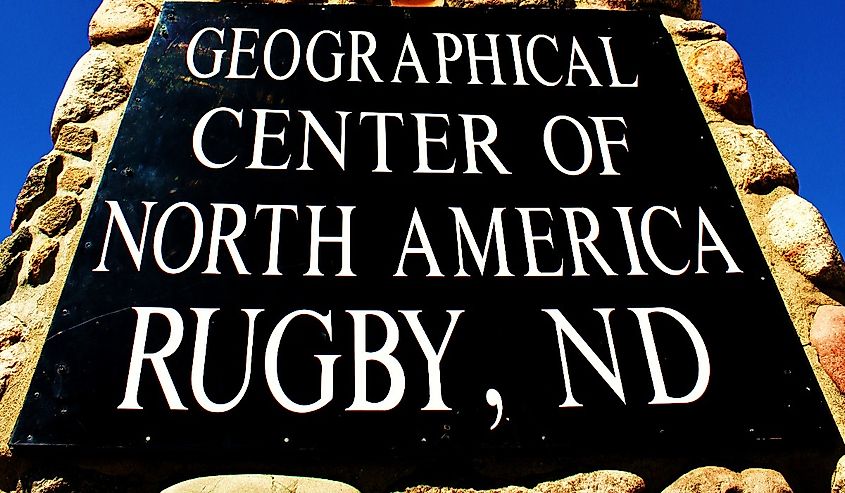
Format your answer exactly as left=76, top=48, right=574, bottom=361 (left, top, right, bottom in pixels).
left=36, top=196, right=81, bottom=238
left=27, top=240, right=59, bottom=286
left=709, top=123, right=798, bottom=194
left=810, top=305, right=845, bottom=392
left=11, top=154, right=62, bottom=232
left=536, top=470, right=645, bottom=492
left=687, top=41, right=753, bottom=123
left=662, top=466, right=741, bottom=493
left=55, top=124, right=97, bottom=157
left=51, top=50, right=131, bottom=141
left=59, top=166, right=94, bottom=195
left=768, top=194, right=845, bottom=287
left=90, top=0, right=159, bottom=44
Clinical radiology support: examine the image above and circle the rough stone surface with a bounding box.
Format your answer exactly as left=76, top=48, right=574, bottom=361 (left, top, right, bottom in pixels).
left=36, top=196, right=81, bottom=238
left=738, top=469, right=792, bottom=493
left=0, top=228, right=33, bottom=300
left=55, top=124, right=97, bottom=157
left=10, top=154, right=62, bottom=232
left=687, top=41, right=753, bottom=123
left=161, top=475, right=360, bottom=493
left=662, top=467, right=742, bottom=493
left=27, top=241, right=60, bottom=286
left=574, top=0, right=700, bottom=18
left=710, top=123, right=798, bottom=194
left=0, top=319, right=22, bottom=353
left=833, top=455, right=845, bottom=493
left=0, top=343, right=23, bottom=400
left=51, top=49, right=131, bottom=141
left=446, top=0, right=568, bottom=7
left=536, top=471, right=645, bottom=492
left=672, top=19, right=726, bottom=40
left=404, top=487, right=531, bottom=493
left=768, top=194, right=845, bottom=287
left=58, top=166, right=94, bottom=195
left=810, top=305, right=845, bottom=392
left=89, top=0, right=159, bottom=44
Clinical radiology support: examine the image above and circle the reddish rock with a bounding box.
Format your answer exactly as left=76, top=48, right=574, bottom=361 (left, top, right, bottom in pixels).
left=687, top=41, right=753, bottom=123
left=55, top=124, right=97, bottom=157
left=89, top=0, right=159, bottom=44
left=11, top=154, right=62, bottom=231
left=27, top=241, right=59, bottom=286
left=810, top=305, right=845, bottom=392
left=59, top=166, right=94, bottom=195
left=36, top=196, right=81, bottom=238
left=662, top=466, right=741, bottom=493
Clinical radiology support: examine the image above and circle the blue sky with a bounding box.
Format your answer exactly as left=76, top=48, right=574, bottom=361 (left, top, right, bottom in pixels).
left=0, top=1, right=842, bottom=250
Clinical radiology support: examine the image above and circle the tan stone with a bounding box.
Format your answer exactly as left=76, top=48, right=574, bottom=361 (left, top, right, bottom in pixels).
left=27, top=241, right=59, bottom=286
left=90, top=0, right=159, bottom=44
left=161, top=475, right=361, bottom=493
left=55, top=124, right=97, bottom=157
left=59, top=166, right=94, bottom=195
left=36, top=196, right=81, bottom=238
left=0, top=319, right=22, bottom=353
left=51, top=49, right=131, bottom=141
left=536, top=471, right=645, bottom=492
left=767, top=194, right=845, bottom=287
left=671, top=19, right=726, bottom=40
left=404, top=487, right=531, bottom=493
left=833, top=455, right=845, bottom=493
left=687, top=41, right=753, bottom=123
left=810, top=305, right=845, bottom=392
left=0, top=343, right=24, bottom=399
left=709, top=122, right=798, bottom=194
left=662, top=466, right=741, bottom=493
left=739, top=469, right=792, bottom=493
left=0, top=227, right=33, bottom=300
left=11, top=154, right=62, bottom=232
left=573, top=0, right=700, bottom=18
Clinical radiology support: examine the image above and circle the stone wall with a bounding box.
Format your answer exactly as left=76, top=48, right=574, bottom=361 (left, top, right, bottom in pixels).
left=0, top=0, right=843, bottom=491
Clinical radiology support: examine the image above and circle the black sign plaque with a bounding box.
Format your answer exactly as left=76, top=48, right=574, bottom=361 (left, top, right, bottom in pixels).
left=12, top=2, right=842, bottom=490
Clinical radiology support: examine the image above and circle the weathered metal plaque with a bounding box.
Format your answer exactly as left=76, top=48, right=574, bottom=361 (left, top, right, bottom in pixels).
left=12, top=2, right=842, bottom=490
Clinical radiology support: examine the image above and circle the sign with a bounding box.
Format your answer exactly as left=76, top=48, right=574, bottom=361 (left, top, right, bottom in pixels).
left=12, top=3, right=841, bottom=490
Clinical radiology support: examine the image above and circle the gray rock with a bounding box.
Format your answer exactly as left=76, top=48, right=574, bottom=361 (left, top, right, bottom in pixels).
left=710, top=123, right=798, bottom=194
left=768, top=194, right=845, bottom=288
